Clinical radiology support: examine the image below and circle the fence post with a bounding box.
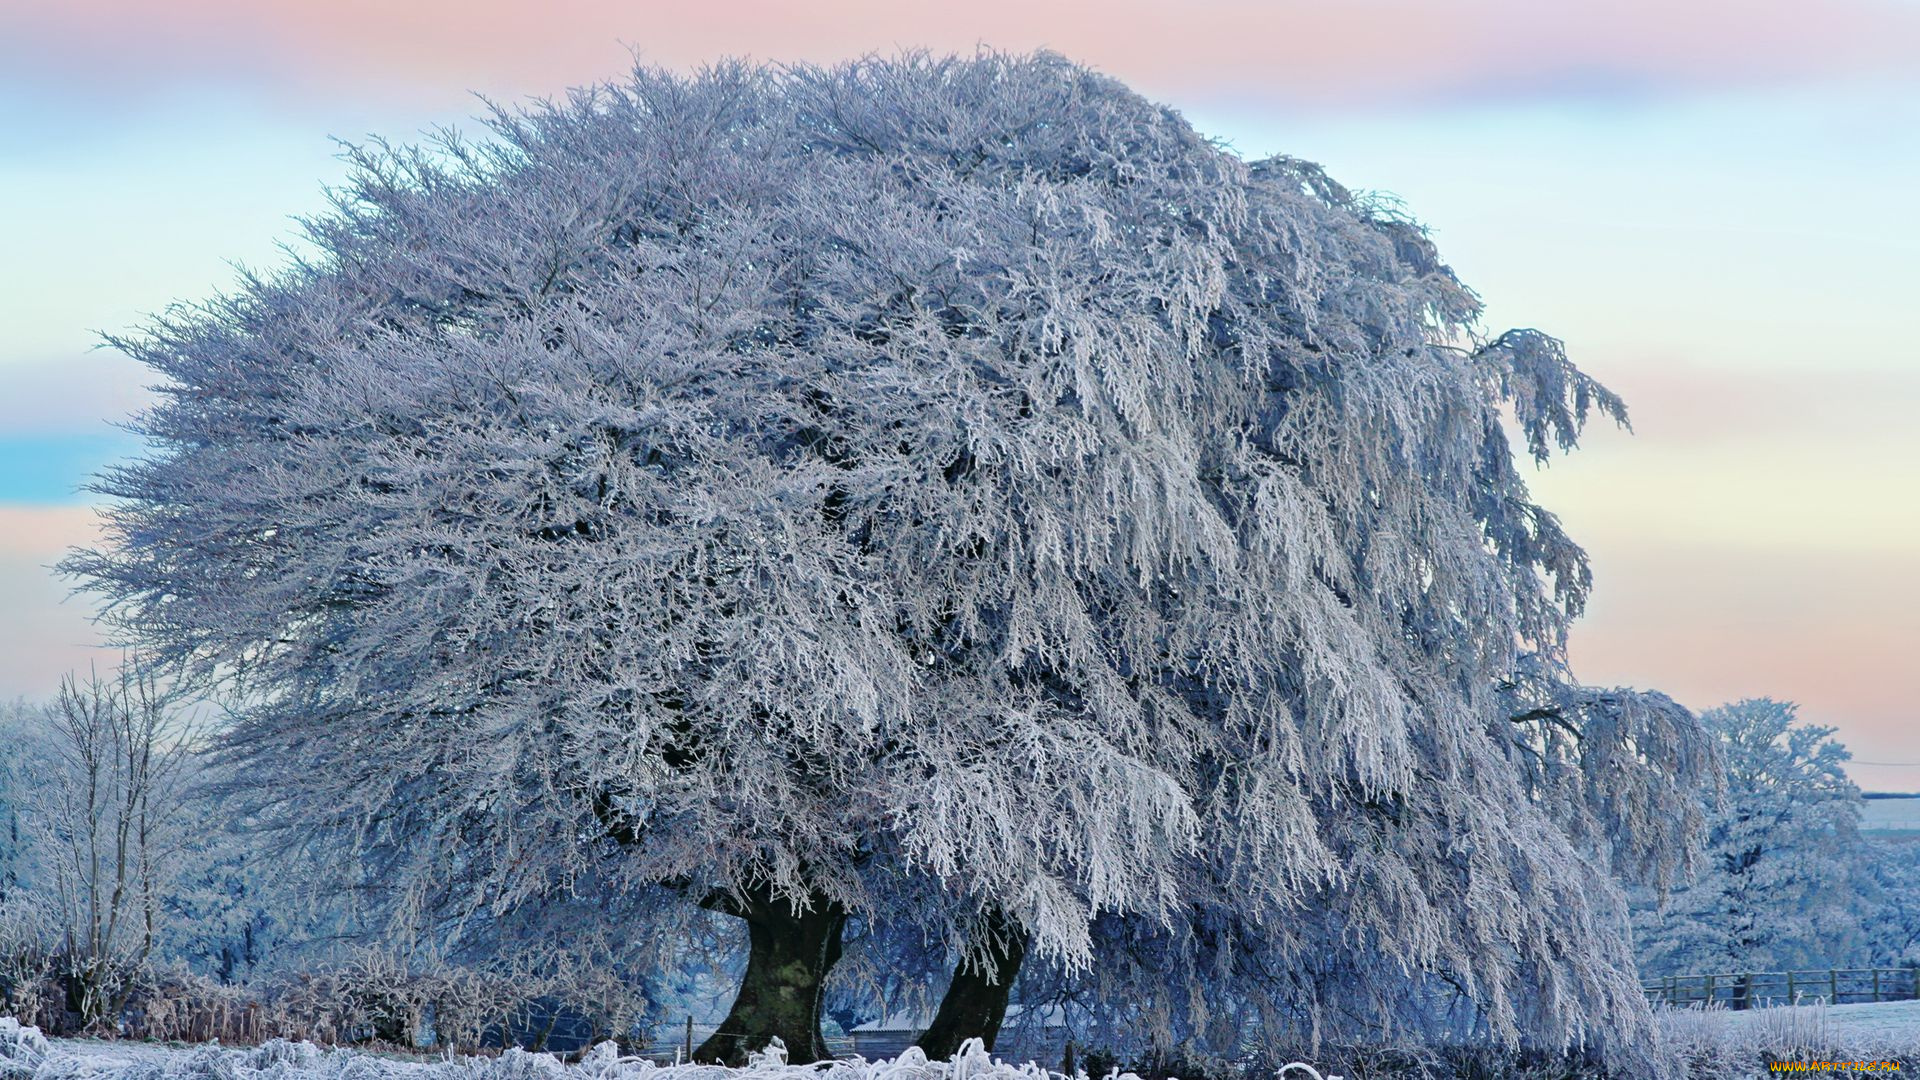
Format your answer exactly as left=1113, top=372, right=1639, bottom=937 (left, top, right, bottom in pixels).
left=685, top=1016, right=693, bottom=1061
left=1875, top=968, right=1882, bottom=1003
left=1705, top=974, right=1715, bottom=1007
left=1829, top=969, right=1839, bottom=1005
left=1787, top=970, right=1796, bottom=1002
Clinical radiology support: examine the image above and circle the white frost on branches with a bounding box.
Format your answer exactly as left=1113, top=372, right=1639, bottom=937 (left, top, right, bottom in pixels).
left=66, top=51, right=1712, bottom=1058
left=1635, top=699, right=1872, bottom=975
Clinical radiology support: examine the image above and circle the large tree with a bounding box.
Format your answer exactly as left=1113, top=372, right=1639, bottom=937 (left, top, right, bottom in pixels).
left=69, top=51, right=1710, bottom=1063
left=1635, top=699, right=1873, bottom=989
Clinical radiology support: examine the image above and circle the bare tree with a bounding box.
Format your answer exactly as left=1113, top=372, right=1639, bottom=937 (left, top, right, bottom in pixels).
left=34, top=667, right=189, bottom=1028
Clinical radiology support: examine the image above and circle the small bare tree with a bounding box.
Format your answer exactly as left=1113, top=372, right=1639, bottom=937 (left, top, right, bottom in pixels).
left=34, top=666, right=189, bottom=1028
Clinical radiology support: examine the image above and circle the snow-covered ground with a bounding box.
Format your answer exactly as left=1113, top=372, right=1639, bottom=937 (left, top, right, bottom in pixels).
left=12, top=1005, right=1920, bottom=1080
left=1861, top=796, right=1920, bottom=836
left=1658, top=998, right=1920, bottom=1075
left=1, top=1019, right=1080, bottom=1080
left=1716, top=999, right=1920, bottom=1043
left=1660, top=997, right=1920, bottom=1042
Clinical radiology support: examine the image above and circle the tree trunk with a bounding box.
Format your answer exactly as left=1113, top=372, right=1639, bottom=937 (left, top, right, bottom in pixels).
left=695, top=885, right=847, bottom=1066
left=916, top=908, right=1028, bottom=1060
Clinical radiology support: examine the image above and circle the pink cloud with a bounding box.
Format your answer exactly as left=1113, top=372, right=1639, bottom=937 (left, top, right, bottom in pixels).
left=0, top=355, right=157, bottom=436
left=0, top=504, right=102, bottom=559
left=0, top=505, right=116, bottom=699
left=1569, top=542, right=1920, bottom=791
left=1578, top=359, right=1920, bottom=446
left=5, top=0, right=1917, bottom=113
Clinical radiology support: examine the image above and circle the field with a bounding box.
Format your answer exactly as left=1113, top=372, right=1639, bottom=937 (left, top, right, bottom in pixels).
left=3, top=1020, right=1064, bottom=1080
left=1861, top=797, right=1920, bottom=837
left=9, top=1003, right=1920, bottom=1080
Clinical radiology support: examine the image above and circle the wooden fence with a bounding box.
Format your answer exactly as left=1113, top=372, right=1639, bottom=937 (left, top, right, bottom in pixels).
left=1643, top=967, right=1920, bottom=1009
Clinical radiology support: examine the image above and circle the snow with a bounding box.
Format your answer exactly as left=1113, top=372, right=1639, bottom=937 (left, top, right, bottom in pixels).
left=1861, top=797, right=1920, bottom=835
left=1709, top=999, right=1920, bottom=1043
left=18, top=1006, right=1920, bottom=1080
left=0, top=1021, right=1100, bottom=1080
left=1658, top=998, right=1920, bottom=1069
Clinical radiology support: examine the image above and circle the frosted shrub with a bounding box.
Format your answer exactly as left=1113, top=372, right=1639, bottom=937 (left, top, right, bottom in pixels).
left=242, top=1041, right=325, bottom=1072
left=0, top=947, right=640, bottom=1055
left=0, top=906, right=57, bottom=1033
left=120, top=968, right=261, bottom=1044
left=263, top=949, right=644, bottom=1052
left=1749, top=1003, right=1838, bottom=1063
left=0, top=1036, right=1148, bottom=1080
left=1653, top=1006, right=1738, bottom=1080
left=0, top=1019, right=49, bottom=1080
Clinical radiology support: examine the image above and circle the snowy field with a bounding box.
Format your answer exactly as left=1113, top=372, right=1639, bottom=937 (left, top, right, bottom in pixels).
left=1658, top=999, right=1920, bottom=1075
left=1861, top=797, right=1920, bottom=835
left=12, top=1005, right=1920, bottom=1080
left=4, top=1020, right=1083, bottom=1080
left=1706, top=999, right=1920, bottom=1043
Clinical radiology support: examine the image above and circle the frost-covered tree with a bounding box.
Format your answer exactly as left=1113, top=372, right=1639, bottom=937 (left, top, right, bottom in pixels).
left=68, top=51, right=1711, bottom=1063
left=0, top=701, right=54, bottom=1020
left=0, top=702, right=36, bottom=912
left=1635, top=699, right=1872, bottom=988
left=1866, top=839, right=1920, bottom=968
left=1012, top=668, right=1711, bottom=1064
left=27, top=668, right=191, bottom=1025
left=160, top=807, right=283, bottom=986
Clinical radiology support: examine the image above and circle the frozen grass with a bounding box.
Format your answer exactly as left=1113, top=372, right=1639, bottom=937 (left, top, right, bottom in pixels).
left=2, top=1021, right=1108, bottom=1080
left=1657, top=999, right=1920, bottom=1077
left=16, top=1006, right=1920, bottom=1080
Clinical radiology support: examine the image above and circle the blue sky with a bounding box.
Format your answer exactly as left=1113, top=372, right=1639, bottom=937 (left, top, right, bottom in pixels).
left=0, top=434, right=141, bottom=502
left=2, top=0, right=1916, bottom=785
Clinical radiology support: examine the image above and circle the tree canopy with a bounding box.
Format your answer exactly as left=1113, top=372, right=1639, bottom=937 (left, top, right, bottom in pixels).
left=68, top=50, right=1715, bottom=1064
left=1635, top=699, right=1872, bottom=978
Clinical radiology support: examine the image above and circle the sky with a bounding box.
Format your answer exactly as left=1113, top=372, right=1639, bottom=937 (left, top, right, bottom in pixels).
left=1, top=1, right=1916, bottom=787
